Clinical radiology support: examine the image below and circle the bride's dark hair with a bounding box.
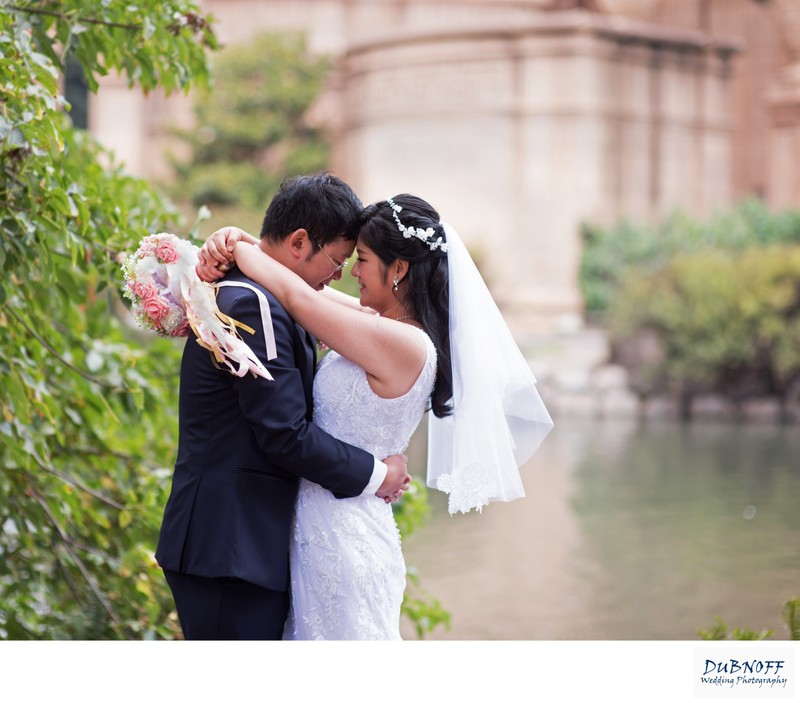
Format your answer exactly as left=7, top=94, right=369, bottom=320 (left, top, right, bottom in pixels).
left=356, top=194, right=453, bottom=418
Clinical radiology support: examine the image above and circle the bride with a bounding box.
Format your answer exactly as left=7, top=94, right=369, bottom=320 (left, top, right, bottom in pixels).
left=199, top=194, right=553, bottom=639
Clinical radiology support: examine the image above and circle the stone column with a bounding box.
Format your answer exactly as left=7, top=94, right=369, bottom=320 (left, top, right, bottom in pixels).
left=766, top=0, right=800, bottom=209
left=341, top=10, right=738, bottom=337
left=600, top=0, right=659, bottom=20
left=89, top=74, right=194, bottom=180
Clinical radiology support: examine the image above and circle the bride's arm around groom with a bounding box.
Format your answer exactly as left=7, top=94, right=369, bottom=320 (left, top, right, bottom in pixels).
left=154, top=173, right=410, bottom=640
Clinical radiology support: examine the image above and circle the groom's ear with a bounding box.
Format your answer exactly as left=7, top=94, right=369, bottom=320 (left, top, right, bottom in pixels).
left=286, top=228, right=311, bottom=261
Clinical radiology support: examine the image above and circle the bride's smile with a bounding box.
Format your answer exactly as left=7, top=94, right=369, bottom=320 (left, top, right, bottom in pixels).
left=351, top=243, right=394, bottom=312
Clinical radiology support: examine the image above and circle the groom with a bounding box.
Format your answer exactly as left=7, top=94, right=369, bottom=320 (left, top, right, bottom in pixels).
left=155, top=173, right=410, bottom=640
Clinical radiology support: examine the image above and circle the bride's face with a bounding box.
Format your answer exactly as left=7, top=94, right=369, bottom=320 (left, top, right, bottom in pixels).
left=351, top=242, right=393, bottom=311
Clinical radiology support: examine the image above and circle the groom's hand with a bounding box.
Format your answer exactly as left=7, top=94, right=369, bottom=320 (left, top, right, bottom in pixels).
left=377, top=454, right=411, bottom=503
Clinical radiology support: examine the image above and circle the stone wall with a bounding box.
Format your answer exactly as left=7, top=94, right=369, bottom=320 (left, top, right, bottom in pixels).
left=530, top=329, right=797, bottom=425
left=85, top=0, right=794, bottom=337
left=342, top=10, right=738, bottom=335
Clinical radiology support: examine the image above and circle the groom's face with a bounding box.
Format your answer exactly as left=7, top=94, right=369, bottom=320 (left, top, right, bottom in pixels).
left=300, top=235, right=356, bottom=291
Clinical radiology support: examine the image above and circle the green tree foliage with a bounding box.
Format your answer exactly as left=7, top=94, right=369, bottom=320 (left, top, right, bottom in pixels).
left=697, top=598, right=800, bottom=641
left=171, top=32, right=331, bottom=210
left=783, top=598, right=800, bottom=641
left=608, top=245, right=800, bottom=402
left=697, top=616, right=773, bottom=641
left=580, top=200, right=800, bottom=405
left=579, top=198, right=800, bottom=316
left=0, top=0, right=216, bottom=639
left=0, top=3, right=447, bottom=640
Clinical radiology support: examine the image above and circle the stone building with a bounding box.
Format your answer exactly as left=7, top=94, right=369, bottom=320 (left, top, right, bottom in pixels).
left=88, top=0, right=799, bottom=336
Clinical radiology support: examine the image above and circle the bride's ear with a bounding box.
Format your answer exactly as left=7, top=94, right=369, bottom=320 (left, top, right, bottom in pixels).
left=394, top=259, right=410, bottom=285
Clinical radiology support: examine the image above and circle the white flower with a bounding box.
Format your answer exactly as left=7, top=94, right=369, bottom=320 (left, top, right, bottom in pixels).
left=161, top=306, right=186, bottom=333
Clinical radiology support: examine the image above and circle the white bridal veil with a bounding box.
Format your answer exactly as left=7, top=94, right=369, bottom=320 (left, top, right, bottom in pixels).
left=426, top=223, right=554, bottom=514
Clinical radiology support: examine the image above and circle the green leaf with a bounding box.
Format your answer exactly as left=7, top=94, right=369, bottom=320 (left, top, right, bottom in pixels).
left=0, top=0, right=214, bottom=641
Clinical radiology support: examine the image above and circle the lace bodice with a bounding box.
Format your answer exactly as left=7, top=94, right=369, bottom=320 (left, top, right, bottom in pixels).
left=312, top=327, right=436, bottom=457
left=284, top=327, right=436, bottom=640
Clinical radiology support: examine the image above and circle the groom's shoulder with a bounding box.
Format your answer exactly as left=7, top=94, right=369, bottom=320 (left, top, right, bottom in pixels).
left=217, top=269, right=277, bottom=304
left=216, top=269, right=286, bottom=313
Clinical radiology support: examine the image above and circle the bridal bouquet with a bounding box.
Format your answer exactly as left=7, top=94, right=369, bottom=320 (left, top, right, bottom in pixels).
left=121, top=233, right=273, bottom=380
left=121, top=233, right=193, bottom=337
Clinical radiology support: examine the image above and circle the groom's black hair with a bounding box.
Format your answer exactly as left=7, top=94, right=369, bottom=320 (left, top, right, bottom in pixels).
left=260, top=172, right=363, bottom=246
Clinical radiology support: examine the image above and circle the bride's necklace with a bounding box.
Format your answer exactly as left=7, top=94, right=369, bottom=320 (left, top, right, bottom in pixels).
left=379, top=302, right=414, bottom=322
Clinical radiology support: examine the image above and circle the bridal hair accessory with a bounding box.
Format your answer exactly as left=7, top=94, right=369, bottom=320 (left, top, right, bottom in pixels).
left=426, top=223, right=554, bottom=514
left=121, top=233, right=274, bottom=380
left=387, top=197, right=449, bottom=253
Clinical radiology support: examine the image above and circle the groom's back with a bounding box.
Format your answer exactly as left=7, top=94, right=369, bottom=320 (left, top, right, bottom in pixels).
left=155, top=280, right=306, bottom=591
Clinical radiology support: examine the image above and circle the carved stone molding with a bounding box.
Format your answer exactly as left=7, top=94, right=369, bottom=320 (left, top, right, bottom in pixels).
left=599, top=0, right=659, bottom=21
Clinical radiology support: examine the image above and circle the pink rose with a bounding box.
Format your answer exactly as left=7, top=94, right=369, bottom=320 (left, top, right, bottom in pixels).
left=132, top=279, right=157, bottom=301
left=170, top=320, right=190, bottom=337
left=142, top=294, right=171, bottom=322
left=155, top=239, right=179, bottom=264
left=137, top=238, right=156, bottom=257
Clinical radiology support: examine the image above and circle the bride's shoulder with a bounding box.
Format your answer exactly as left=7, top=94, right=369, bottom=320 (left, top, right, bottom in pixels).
left=412, top=326, right=437, bottom=364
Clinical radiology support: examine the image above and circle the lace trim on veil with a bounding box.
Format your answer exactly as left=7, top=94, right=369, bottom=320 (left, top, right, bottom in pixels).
left=434, top=462, right=500, bottom=515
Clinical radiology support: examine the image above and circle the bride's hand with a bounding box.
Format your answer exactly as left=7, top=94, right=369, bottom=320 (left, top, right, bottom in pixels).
left=196, top=260, right=226, bottom=282
left=196, top=226, right=253, bottom=281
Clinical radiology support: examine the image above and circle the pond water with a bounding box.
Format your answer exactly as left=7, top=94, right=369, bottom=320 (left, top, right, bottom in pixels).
left=400, top=417, right=800, bottom=640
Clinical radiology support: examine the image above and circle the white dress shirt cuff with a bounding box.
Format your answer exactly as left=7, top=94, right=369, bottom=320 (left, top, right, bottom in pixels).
left=362, top=458, right=387, bottom=496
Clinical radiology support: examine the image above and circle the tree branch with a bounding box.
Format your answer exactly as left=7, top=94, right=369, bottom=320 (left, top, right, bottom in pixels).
left=29, top=487, right=127, bottom=637
left=58, top=444, right=166, bottom=474
left=30, top=451, right=126, bottom=511
left=64, top=537, right=123, bottom=567
left=5, top=3, right=212, bottom=36
left=6, top=4, right=141, bottom=30
left=6, top=306, right=118, bottom=390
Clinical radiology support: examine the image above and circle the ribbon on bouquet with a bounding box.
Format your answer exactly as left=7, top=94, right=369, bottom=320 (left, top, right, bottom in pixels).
left=122, top=232, right=278, bottom=382
left=181, top=275, right=277, bottom=381
left=214, top=280, right=278, bottom=361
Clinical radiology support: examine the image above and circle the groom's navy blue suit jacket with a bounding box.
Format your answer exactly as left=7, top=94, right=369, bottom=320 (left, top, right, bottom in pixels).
left=155, top=267, right=373, bottom=592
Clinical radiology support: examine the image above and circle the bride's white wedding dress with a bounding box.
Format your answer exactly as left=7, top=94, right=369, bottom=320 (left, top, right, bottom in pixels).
left=284, top=327, right=437, bottom=640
